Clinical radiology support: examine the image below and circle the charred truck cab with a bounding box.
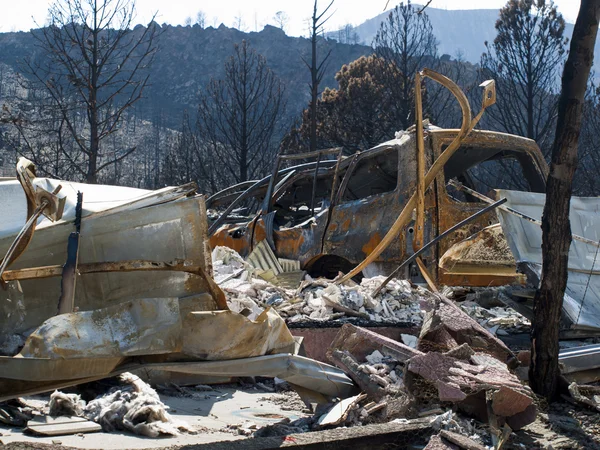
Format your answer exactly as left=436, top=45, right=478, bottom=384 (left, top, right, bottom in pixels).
left=208, top=71, right=549, bottom=287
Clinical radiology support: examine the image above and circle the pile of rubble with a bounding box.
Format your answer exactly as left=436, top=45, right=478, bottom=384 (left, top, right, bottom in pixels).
left=210, top=292, right=539, bottom=449
left=458, top=301, right=531, bottom=336
left=213, top=246, right=430, bottom=325
left=314, top=294, right=538, bottom=449
left=444, top=287, right=532, bottom=337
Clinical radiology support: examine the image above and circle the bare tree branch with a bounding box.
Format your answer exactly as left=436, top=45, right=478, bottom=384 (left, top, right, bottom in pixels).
left=13, top=0, right=160, bottom=183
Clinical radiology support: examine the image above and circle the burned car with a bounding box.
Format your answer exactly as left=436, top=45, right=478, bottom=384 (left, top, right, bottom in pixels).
left=208, top=126, right=548, bottom=287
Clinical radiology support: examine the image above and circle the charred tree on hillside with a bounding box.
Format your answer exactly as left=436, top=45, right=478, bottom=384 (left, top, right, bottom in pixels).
left=273, top=11, right=290, bottom=32
left=196, top=40, right=286, bottom=188
left=373, top=0, right=438, bottom=131
left=480, top=0, right=567, bottom=153
left=14, top=0, right=158, bottom=184
left=303, top=0, right=335, bottom=153
left=530, top=0, right=600, bottom=400
left=195, top=11, right=206, bottom=28
left=283, top=55, right=402, bottom=153
left=162, top=111, right=203, bottom=187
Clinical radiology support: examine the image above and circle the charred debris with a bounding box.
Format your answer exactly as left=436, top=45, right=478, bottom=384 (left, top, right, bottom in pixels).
left=0, top=69, right=599, bottom=449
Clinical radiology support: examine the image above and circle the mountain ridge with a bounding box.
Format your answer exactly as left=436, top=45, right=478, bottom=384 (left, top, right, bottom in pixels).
left=342, top=4, right=599, bottom=74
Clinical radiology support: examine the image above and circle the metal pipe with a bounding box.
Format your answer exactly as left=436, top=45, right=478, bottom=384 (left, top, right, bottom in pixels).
left=372, top=197, right=507, bottom=297
left=206, top=180, right=258, bottom=206
left=261, top=156, right=282, bottom=214
left=278, top=147, right=342, bottom=160
left=0, top=200, right=48, bottom=281
left=310, top=152, right=322, bottom=215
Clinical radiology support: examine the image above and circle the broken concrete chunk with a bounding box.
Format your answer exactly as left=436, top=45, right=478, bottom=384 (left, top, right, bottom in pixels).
left=406, top=349, right=535, bottom=429
left=329, top=349, right=387, bottom=400
left=366, top=350, right=384, bottom=365
left=328, top=324, right=423, bottom=364
left=444, top=343, right=475, bottom=361
left=317, top=393, right=366, bottom=427
left=491, top=385, right=534, bottom=417
left=401, top=334, right=418, bottom=348
left=419, top=295, right=517, bottom=368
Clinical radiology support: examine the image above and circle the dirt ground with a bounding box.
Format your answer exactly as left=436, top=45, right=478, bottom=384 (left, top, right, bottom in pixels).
left=506, top=399, right=600, bottom=449
left=0, top=384, right=310, bottom=450
left=2, top=387, right=599, bottom=450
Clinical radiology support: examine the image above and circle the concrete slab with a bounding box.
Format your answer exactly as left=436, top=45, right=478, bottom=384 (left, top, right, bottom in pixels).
left=0, top=386, right=309, bottom=449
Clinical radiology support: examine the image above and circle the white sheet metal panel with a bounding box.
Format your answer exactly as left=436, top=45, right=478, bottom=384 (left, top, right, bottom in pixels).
left=559, top=343, right=600, bottom=374
left=0, top=178, right=195, bottom=239
left=496, top=190, right=600, bottom=330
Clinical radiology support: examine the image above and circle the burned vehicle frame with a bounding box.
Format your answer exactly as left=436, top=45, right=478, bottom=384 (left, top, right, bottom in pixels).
left=209, top=71, right=550, bottom=288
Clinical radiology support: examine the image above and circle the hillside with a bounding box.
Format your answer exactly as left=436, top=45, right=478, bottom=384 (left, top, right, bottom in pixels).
left=0, top=24, right=371, bottom=128
left=2, top=6, right=591, bottom=130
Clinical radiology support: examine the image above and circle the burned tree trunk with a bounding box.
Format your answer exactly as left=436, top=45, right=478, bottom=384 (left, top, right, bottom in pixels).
left=530, top=0, right=600, bottom=400
left=305, top=0, right=333, bottom=153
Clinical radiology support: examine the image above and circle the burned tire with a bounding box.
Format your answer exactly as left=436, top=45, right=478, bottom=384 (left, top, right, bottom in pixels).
left=306, top=255, right=363, bottom=282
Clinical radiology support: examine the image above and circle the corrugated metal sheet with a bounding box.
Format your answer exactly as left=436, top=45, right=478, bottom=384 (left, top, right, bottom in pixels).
left=496, top=190, right=600, bottom=330
left=559, top=343, right=600, bottom=374
left=247, top=240, right=284, bottom=275
left=0, top=195, right=214, bottom=340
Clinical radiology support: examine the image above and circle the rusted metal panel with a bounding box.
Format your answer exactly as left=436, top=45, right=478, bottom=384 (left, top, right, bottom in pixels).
left=324, top=136, right=430, bottom=269
left=373, top=198, right=509, bottom=295
left=431, top=130, right=547, bottom=287
left=2, top=259, right=227, bottom=310
left=438, top=271, right=526, bottom=287
left=324, top=191, right=405, bottom=264
left=414, top=72, right=426, bottom=252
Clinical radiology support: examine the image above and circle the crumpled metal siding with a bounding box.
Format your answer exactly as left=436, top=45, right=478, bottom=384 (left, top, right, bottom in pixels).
left=0, top=195, right=214, bottom=340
